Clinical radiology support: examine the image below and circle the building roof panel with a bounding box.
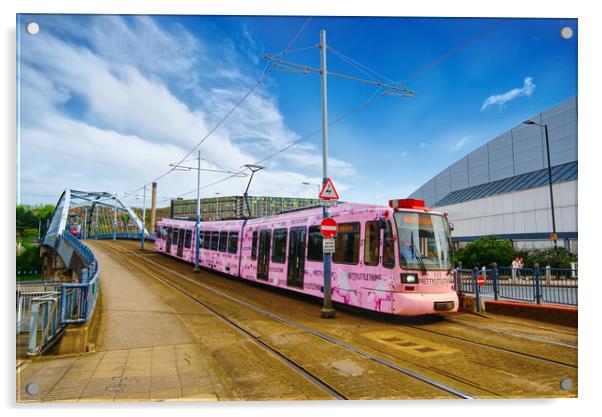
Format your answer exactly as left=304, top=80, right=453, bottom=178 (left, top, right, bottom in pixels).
left=433, top=161, right=577, bottom=207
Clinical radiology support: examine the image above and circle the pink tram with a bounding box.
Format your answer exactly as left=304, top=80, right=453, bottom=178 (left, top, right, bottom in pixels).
left=154, top=199, right=458, bottom=316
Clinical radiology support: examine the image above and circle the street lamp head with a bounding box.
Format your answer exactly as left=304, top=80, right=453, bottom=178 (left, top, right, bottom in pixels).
left=523, top=120, right=536, bottom=125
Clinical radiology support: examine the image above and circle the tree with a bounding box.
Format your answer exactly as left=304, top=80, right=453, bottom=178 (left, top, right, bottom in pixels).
left=455, top=236, right=514, bottom=269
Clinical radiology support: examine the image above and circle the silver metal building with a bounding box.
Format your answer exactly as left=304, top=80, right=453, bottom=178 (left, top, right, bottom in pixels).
left=408, top=96, right=578, bottom=251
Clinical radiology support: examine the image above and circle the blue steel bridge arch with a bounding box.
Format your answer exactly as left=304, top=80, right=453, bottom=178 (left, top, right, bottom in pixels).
left=42, top=189, right=149, bottom=260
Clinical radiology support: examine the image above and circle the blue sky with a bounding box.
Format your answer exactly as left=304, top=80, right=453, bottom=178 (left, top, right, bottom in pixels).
left=17, top=14, right=577, bottom=207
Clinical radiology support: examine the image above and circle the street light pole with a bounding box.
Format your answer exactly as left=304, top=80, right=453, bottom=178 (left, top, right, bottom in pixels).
left=194, top=150, right=201, bottom=272
left=523, top=120, right=559, bottom=264
left=320, top=29, right=335, bottom=319
left=302, top=181, right=321, bottom=194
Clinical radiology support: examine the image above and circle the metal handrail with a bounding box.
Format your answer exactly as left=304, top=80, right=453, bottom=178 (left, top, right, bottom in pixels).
left=27, top=293, right=61, bottom=356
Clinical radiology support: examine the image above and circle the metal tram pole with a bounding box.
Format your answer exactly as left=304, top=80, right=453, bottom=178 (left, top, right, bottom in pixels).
left=140, top=185, right=147, bottom=250
left=113, top=197, right=117, bottom=240
left=319, top=29, right=335, bottom=319
left=194, top=150, right=202, bottom=273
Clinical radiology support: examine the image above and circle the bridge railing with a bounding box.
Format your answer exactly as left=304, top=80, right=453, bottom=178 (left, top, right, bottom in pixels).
left=19, top=232, right=101, bottom=356
left=88, top=232, right=155, bottom=241
left=454, top=264, right=578, bottom=309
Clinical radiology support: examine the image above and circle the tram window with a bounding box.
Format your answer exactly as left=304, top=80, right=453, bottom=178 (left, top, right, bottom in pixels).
left=172, top=228, right=179, bottom=243
left=228, top=232, right=239, bottom=254
left=219, top=231, right=228, bottom=252
left=272, top=228, right=287, bottom=263
left=383, top=221, right=395, bottom=269
left=333, top=222, right=360, bottom=265
left=210, top=231, right=219, bottom=251
left=167, top=227, right=173, bottom=243
left=202, top=231, right=210, bottom=249
left=307, top=226, right=323, bottom=262
left=184, top=229, right=192, bottom=249
left=364, top=221, right=379, bottom=266
left=251, top=231, right=258, bottom=260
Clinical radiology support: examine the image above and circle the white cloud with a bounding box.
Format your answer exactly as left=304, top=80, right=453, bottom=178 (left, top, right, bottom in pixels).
left=452, top=135, right=472, bottom=151
left=18, top=16, right=357, bottom=205
left=481, top=77, right=536, bottom=111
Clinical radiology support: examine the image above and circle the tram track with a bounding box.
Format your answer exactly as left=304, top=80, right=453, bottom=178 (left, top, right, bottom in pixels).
left=398, top=322, right=577, bottom=369
left=96, top=241, right=477, bottom=400
left=442, top=318, right=577, bottom=349
left=95, top=242, right=347, bottom=400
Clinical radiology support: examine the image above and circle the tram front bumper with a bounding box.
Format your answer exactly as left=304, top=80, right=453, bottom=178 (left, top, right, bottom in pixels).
left=392, top=291, right=459, bottom=316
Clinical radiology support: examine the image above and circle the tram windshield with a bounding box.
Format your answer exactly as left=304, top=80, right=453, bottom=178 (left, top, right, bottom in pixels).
left=393, top=212, right=452, bottom=271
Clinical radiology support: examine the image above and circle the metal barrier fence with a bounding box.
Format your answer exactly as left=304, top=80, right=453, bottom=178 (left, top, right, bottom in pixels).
left=88, top=232, right=155, bottom=241
left=17, top=232, right=101, bottom=356
left=454, top=264, right=578, bottom=311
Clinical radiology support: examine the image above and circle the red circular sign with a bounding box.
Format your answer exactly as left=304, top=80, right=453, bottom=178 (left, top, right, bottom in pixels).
left=320, top=217, right=338, bottom=239
left=477, top=275, right=486, bottom=286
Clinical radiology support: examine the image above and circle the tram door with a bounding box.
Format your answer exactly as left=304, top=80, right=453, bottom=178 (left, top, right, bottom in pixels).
left=257, top=229, right=271, bottom=281
left=166, top=227, right=173, bottom=253
left=177, top=228, right=185, bottom=258
left=287, top=227, right=306, bottom=288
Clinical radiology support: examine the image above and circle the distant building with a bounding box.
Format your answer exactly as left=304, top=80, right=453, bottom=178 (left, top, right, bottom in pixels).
left=170, top=195, right=321, bottom=221
left=409, top=96, right=577, bottom=252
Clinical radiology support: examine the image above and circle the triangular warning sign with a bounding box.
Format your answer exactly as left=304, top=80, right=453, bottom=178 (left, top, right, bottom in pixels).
left=319, top=178, right=339, bottom=200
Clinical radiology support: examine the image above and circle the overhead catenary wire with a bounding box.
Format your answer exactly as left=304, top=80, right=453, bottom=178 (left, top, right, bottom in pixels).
left=138, top=19, right=508, bottom=201
left=118, top=16, right=314, bottom=200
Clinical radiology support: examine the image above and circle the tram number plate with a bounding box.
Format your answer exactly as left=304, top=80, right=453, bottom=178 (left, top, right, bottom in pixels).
left=320, top=200, right=338, bottom=207
left=323, top=238, right=336, bottom=253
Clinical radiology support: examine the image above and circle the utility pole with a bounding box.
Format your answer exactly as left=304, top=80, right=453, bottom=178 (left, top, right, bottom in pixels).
left=319, top=30, right=335, bottom=318
left=194, top=150, right=201, bottom=272
left=168, top=153, right=245, bottom=272
left=261, top=30, right=414, bottom=318
left=140, top=185, right=147, bottom=250
left=113, top=197, right=117, bottom=240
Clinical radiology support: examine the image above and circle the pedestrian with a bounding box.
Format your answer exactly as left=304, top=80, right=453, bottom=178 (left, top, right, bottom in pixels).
left=511, top=257, right=518, bottom=281
left=517, top=257, right=524, bottom=279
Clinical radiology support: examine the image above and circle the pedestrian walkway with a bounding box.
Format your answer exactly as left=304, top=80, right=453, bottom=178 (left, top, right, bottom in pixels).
left=17, top=245, right=221, bottom=402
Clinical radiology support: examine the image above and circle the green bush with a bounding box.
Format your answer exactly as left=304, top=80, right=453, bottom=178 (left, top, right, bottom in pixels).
left=16, top=244, right=42, bottom=274
left=455, top=236, right=578, bottom=269
left=514, top=247, right=577, bottom=269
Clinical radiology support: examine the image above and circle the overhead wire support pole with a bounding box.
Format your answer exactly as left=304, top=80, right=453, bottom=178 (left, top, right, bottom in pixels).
left=113, top=197, right=117, bottom=241
left=319, top=29, right=336, bottom=319
left=194, top=150, right=201, bottom=273
left=140, top=185, right=147, bottom=250
left=242, top=164, right=264, bottom=218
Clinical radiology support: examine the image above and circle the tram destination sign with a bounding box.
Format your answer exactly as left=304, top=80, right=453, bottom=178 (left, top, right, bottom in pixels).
left=322, top=238, right=336, bottom=253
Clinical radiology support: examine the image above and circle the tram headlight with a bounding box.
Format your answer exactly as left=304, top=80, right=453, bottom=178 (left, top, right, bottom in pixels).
left=400, top=273, right=417, bottom=284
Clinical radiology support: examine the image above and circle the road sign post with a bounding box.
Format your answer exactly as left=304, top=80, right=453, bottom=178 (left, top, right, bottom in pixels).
left=319, top=30, right=335, bottom=319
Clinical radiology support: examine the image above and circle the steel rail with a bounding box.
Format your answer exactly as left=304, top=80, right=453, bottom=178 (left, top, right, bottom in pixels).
left=443, top=318, right=578, bottom=349
left=98, top=242, right=347, bottom=400
left=107, top=243, right=477, bottom=399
